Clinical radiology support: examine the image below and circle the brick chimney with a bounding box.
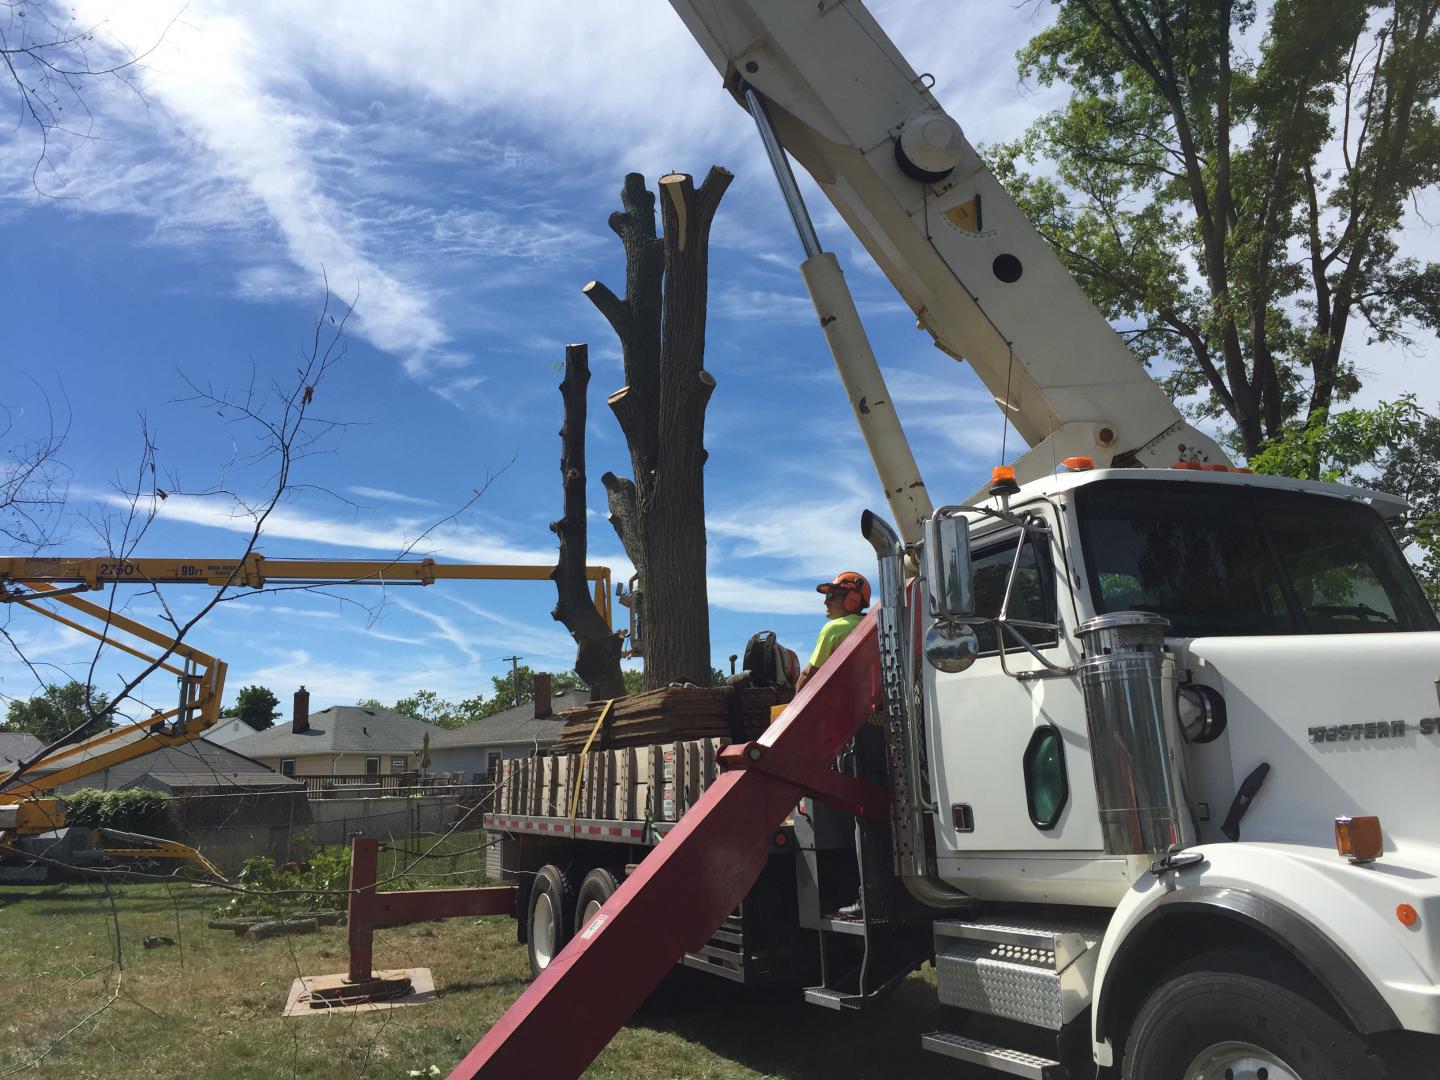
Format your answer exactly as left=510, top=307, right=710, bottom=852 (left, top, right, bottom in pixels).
left=533, top=672, right=553, bottom=719
left=292, top=686, right=310, bottom=734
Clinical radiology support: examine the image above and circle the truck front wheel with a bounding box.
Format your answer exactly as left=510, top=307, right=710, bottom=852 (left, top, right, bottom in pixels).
left=526, top=864, right=575, bottom=978
left=1122, top=950, right=1385, bottom=1080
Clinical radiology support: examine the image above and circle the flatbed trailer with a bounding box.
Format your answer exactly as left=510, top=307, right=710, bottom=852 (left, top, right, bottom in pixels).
left=485, top=737, right=820, bottom=986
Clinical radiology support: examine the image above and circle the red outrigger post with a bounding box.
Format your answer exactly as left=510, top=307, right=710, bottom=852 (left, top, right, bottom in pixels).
left=447, top=615, right=886, bottom=1079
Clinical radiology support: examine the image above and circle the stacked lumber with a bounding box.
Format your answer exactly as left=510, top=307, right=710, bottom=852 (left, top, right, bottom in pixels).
left=551, top=685, right=791, bottom=752
left=494, top=736, right=726, bottom=823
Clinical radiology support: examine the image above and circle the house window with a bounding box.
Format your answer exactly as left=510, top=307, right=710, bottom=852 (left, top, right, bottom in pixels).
left=365, top=756, right=380, bottom=775
left=486, top=751, right=502, bottom=778
left=391, top=757, right=406, bottom=775
left=279, top=759, right=295, bottom=777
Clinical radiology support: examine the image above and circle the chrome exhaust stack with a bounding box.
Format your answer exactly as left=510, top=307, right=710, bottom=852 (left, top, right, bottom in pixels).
left=1076, top=612, right=1195, bottom=855
left=862, top=510, right=968, bottom=909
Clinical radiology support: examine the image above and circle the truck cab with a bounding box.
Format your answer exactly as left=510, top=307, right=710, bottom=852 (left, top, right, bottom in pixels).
left=905, top=465, right=1440, bottom=1074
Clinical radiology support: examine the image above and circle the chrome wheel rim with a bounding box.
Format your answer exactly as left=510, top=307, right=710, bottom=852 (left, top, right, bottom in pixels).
left=531, top=893, right=555, bottom=968
left=1184, top=1042, right=1300, bottom=1080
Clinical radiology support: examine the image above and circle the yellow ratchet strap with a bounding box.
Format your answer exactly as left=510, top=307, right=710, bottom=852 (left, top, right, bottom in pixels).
left=568, top=698, right=615, bottom=825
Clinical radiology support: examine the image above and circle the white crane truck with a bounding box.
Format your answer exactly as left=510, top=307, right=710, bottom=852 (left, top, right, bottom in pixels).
left=474, top=3, right=1440, bottom=1077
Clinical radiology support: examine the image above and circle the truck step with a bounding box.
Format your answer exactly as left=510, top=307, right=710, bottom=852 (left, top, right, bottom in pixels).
left=933, top=915, right=1104, bottom=972
left=920, top=1032, right=1066, bottom=1079
left=802, top=986, right=863, bottom=1011
left=934, top=922, right=1104, bottom=1030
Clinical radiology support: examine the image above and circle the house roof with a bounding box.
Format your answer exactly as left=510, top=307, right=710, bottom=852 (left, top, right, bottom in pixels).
left=428, top=687, right=589, bottom=750
left=228, top=705, right=431, bottom=758
left=112, top=739, right=304, bottom=791
left=0, top=731, right=44, bottom=768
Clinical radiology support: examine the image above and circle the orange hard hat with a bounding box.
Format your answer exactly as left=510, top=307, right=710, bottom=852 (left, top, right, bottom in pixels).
left=817, top=571, right=871, bottom=614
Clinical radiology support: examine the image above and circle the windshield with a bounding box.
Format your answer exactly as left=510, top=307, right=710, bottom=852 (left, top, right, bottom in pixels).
left=1075, top=480, right=1437, bottom=637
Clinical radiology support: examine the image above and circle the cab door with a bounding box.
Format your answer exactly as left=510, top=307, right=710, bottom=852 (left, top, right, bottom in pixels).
left=922, top=505, right=1104, bottom=865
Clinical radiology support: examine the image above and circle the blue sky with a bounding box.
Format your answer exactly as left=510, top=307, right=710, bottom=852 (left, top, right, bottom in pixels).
left=1, top=1, right=1436, bottom=719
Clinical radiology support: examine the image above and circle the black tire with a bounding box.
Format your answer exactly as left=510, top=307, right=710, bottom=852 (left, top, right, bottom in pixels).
left=574, top=867, right=621, bottom=937
left=1122, top=949, right=1386, bottom=1080
left=525, top=864, right=574, bottom=979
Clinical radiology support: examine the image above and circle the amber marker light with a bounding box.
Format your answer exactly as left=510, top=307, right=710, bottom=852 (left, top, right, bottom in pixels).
left=989, top=465, right=1020, bottom=496
left=1062, top=456, right=1095, bottom=471
left=1397, top=904, right=1420, bottom=928
left=1335, top=815, right=1384, bottom=863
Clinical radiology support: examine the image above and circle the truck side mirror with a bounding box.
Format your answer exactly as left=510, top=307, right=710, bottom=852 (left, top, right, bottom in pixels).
left=924, top=514, right=975, bottom=620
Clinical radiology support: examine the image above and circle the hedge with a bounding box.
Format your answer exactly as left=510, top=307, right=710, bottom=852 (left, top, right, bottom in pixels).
left=62, top=788, right=172, bottom=835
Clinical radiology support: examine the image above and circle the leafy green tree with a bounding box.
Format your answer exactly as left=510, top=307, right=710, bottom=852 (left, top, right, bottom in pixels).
left=393, top=689, right=465, bottom=729
left=457, top=666, right=590, bottom=722
left=995, top=0, right=1439, bottom=461
left=2, top=680, right=110, bottom=744
left=222, top=685, right=280, bottom=731
left=1252, top=396, right=1440, bottom=600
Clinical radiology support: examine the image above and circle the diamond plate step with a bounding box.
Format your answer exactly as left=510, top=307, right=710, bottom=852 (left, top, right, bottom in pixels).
left=933, top=915, right=1107, bottom=1030
left=920, top=1032, right=1067, bottom=1078
left=802, top=985, right=862, bottom=1011
left=933, top=916, right=1104, bottom=972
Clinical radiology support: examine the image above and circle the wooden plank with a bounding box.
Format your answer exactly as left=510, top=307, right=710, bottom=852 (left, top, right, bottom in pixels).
left=615, top=747, right=632, bottom=819
left=600, top=749, right=616, bottom=819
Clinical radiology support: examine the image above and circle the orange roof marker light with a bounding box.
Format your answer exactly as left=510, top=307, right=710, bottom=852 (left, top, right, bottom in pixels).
left=1062, top=456, right=1095, bottom=471
left=989, top=465, right=1020, bottom=497
left=1172, top=461, right=1203, bottom=471
left=1335, top=815, right=1384, bottom=864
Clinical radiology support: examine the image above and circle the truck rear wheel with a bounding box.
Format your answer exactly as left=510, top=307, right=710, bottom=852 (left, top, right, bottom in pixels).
left=574, top=867, right=621, bottom=937
left=1122, top=950, right=1385, bottom=1080
left=526, top=864, right=574, bottom=978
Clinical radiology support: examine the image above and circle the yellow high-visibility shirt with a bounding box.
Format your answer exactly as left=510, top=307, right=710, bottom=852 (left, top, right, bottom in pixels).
left=808, top=614, right=863, bottom=669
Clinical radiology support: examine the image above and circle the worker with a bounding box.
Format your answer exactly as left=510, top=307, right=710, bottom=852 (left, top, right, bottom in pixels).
left=794, top=571, right=870, bottom=692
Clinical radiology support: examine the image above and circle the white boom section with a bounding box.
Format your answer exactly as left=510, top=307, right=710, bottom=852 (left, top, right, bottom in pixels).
left=670, top=0, right=1230, bottom=481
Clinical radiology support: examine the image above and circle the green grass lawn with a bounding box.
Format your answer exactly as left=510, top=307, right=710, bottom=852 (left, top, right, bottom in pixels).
left=0, top=876, right=994, bottom=1079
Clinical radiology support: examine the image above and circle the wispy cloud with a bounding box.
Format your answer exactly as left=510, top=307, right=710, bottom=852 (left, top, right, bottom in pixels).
left=93, top=491, right=558, bottom=566
left=347, top=486, right=438, bottom=508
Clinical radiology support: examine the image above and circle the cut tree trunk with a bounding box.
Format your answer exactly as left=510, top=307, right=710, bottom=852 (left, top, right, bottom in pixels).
left=586, top=168, right=733, bottom=690
left=550, top=342, right=627, bottom=701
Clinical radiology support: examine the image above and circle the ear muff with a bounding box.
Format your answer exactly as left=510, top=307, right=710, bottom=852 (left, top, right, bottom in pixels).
left=841, top=587, right=864, bottom=615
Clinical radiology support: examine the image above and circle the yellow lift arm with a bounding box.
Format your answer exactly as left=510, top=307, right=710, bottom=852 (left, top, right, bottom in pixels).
left=0, top=554, right=612, bottom=806
left=0, top=581, right=228, bottom=802
left=0, top=555, right=614, bottom=630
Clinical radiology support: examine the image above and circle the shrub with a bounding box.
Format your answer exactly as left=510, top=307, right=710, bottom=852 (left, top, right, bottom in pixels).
left=62, top=788, right=171, bottom=834
left=215, top=849, right=354, bottom=918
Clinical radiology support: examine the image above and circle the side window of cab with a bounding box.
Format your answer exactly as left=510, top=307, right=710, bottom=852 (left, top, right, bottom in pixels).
left=970, top=532, right=1059, bottom=655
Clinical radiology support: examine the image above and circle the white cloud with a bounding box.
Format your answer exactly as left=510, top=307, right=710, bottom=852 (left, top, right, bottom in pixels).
left=96, top=491, right=558, bottom=565
left=347, top=486, right=438, bottom=508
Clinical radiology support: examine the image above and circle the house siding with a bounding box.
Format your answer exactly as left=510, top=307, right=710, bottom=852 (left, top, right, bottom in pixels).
left=253, top=751, right=417, bottom=777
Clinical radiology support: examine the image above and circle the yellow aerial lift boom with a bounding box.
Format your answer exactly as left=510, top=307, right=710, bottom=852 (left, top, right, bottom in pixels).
left=0, top=555, right=614, bottom=881
left=0, top=554, right=614, bottom=629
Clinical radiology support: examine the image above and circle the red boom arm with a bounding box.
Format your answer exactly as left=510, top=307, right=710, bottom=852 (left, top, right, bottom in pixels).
left=448, top=614, right=883, bottom=1078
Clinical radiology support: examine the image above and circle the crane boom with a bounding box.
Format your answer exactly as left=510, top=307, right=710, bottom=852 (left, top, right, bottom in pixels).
left=669, top=0, right=1228, bottom=483
left=0, top=555, right=613, bottom=628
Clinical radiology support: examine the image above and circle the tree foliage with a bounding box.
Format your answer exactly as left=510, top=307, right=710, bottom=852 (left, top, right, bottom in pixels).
left=1251, top=395, right=1440, bottom=599
left=995, top=0, right=1440, bottom=459
left=223, top=685, right=280, bottom=731
left=378, top=667, right=636, bottom=730
left=2, top=679, right=110, bottom=744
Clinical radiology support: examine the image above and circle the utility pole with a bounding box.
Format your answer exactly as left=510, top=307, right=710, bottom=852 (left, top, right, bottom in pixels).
left=501, top=655, right=523, bottom=706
